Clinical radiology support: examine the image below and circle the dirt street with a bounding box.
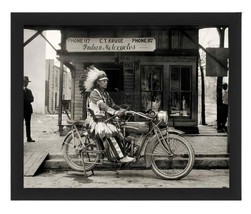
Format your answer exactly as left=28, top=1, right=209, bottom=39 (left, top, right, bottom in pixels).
left=24, top=169, right=229, bottom=188
left=24, top=113, right=67, bottom=141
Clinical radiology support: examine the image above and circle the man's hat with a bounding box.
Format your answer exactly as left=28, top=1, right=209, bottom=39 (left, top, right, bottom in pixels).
left=24, top=76, right=31, bottom=82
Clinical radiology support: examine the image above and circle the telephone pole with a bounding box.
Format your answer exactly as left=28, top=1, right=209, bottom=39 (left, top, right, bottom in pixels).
left=216, top=27, right=226, bottom=131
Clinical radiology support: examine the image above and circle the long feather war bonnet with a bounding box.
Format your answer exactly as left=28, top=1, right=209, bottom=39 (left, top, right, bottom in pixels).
left=79, top=66, right=107, bottom=95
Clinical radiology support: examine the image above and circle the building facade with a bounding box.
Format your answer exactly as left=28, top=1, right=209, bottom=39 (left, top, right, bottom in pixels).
left=58, top=26, right=199, bottom=132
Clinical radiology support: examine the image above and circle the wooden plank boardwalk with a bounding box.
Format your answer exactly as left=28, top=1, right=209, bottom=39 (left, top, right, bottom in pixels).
left=190, top=125, right=227, bottom=136
left=24, top=151, right=49, bottom=176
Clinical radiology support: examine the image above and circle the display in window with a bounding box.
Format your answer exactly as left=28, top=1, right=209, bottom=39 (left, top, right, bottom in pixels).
left=169, top=92, right=180, bottom=116
left=169, top=66, right=191, bottom=117
left=169, top=92, right=190, bottom=117
left=181, top=93, right=190, bottom=117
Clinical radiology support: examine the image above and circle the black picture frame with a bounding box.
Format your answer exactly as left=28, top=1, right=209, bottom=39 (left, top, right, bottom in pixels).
left=11, top=12, right=241, bottom=200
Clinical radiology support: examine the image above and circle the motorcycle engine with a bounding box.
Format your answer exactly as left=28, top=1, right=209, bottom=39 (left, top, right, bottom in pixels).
left=124, top=134, right=144, bottom=156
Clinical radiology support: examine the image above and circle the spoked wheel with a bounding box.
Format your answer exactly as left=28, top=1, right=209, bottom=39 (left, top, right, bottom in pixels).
left=151, top=134, right=195, bottom=180
left=62, top=132, right=102, bottom=172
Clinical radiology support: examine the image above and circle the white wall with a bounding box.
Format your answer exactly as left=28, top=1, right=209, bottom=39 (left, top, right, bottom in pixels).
left=24, top=29, right=46, bottom=114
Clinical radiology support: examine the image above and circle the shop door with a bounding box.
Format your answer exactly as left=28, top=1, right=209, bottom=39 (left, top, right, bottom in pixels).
left=96, top=63, right=124, bottom=104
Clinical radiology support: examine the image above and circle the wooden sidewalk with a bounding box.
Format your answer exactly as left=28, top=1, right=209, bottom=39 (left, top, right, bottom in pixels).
left=24, top=151, right=49, bottom=176
left=191, top=125, right=227, bottom=136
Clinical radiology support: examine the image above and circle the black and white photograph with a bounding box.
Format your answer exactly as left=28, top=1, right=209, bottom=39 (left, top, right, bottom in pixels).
left=11, top=12, right=241, bottom=200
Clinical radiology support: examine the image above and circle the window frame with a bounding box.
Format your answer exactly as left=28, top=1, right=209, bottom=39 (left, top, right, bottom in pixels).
left=140, top=65, right=164, bottom=112
left=169, top=65, right=192, bottom=118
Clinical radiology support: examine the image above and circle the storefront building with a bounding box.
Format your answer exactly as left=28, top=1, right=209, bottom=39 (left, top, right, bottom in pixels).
left=45, top=59, right=71, bottom=114
left=58, top=26, right=199, bottom=132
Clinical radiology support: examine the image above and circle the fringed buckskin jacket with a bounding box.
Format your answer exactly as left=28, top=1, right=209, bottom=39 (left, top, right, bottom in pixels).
left=86, top=88, right=119, bottom=139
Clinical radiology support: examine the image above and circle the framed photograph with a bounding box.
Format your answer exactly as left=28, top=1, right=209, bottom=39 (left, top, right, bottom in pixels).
left=11, top=12, right=241, bottom=200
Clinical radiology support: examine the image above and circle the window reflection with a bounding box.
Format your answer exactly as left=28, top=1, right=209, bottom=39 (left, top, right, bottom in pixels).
left=141, top=65, right=163, bottom=112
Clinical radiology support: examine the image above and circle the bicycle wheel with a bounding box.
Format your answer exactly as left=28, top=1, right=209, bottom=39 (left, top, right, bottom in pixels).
left=62, top=132, right=102, bottom=172
left=150, top=134, right=195, bottom=180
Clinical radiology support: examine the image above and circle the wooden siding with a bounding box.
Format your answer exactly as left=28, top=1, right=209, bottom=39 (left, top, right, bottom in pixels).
left=73, top=69, right=83, bottom=120
left=123, top=73, right=135, bottom=108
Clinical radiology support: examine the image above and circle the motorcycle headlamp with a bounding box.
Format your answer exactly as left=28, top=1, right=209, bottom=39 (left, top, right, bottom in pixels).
left=157, top=111, right=168, bottom=124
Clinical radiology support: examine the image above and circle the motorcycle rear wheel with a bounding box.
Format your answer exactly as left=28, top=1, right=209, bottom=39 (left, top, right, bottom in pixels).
left=62, top=133, right=102, bottom=172
left=151, top=134, right=195, bottom=180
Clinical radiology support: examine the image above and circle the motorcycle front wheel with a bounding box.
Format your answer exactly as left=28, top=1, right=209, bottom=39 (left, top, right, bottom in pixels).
left=62, top=133, right=102, bottom=172
left=150, top=134, right=195, bottom=180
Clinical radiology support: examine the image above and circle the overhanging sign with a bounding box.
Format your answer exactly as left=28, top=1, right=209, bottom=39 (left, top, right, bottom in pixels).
left=206, top=48, right=229, bottom=77
left=66, top=38, right=156, bottom=52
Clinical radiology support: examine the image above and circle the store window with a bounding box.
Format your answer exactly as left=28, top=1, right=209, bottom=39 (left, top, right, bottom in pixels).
left=169, top=66, right=191, bottom=117
left=140, top=65, right=163, bottom=112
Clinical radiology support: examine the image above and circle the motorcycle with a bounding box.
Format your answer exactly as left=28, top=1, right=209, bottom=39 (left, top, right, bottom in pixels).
left=62, top=109, right=195, bottom=180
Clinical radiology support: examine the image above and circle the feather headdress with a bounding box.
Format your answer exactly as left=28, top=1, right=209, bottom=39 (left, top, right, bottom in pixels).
left=79, top=66, right=107, bottom=95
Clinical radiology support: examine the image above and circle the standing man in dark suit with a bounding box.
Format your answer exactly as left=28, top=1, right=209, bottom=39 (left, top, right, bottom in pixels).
left=218, top=83, right=229, bottom=133
left=24, top=76, right=35, bottom=142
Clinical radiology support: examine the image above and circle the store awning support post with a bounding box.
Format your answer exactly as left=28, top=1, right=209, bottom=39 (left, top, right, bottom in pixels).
left=58, top=61, right=64, bottom=135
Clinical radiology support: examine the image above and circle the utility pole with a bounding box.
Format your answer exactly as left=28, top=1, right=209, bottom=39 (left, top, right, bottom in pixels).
left=58, top=31, right=64, bottom=135
left=58, top=61, right=64, bottom=135
left=216, top=27, right=226, bottom=131
left=200, top=65, right=206, bottom=125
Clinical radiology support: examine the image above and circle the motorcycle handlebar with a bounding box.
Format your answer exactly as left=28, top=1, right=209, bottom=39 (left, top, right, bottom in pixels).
left=103, top=109, right=128, bottom=123
left=125, top=110, right=152, bottom=120
left=104, top=110, right=152, bottom=123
